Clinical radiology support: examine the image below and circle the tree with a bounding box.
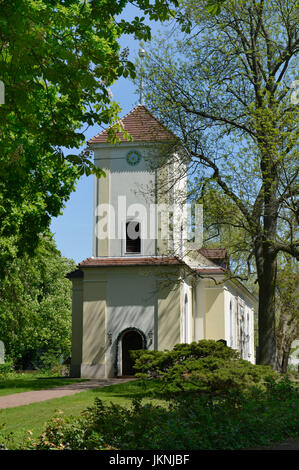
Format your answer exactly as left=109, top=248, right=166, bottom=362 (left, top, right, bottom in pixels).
left=0, top=0, right=191, bottom=274
left=193, top=188, right=299, bottom=372
left=0, top=234, right=76, bottom=369
left=193, top=187, right=257, bottom=286
left=137, top=0, right=298, bottom=367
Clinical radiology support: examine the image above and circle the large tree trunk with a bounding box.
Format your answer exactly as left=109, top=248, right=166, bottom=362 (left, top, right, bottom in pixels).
left=254, top=138, right=280, bottom=369
left=255, top=242, right=278, bottom=368
left=280, top=349, right=290, bottom=374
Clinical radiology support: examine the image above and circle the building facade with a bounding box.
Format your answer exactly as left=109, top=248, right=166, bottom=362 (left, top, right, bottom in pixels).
left=68, top=105, right=256, bottom=378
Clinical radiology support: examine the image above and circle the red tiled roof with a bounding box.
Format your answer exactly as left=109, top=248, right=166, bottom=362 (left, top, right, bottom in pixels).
left=67, top=257, right=228, bottom=280
left=88, top=105, right=177, bottom=144
left=78, top=256, right=185, bottom=267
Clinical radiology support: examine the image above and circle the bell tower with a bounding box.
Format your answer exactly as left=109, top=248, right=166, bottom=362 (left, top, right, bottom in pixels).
left=88, top=104, right=187, bottom=260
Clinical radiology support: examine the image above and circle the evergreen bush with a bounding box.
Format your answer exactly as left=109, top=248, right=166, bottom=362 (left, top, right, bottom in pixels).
left=131, top=340, right=278, bottom=395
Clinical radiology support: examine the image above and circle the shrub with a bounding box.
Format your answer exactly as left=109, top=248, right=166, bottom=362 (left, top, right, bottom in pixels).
left=0, top=361, right=14, bottom=379
left=132, top=340, right=278, bottom=396
left=27, top=376, right=299, bottom=450
left=29, top=411, right=106, bottom=450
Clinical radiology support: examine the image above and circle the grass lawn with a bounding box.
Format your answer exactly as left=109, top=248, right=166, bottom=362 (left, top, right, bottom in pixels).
left=0, top=377, right=165, bottom=449
left=0, top=372, right=86, bottom=397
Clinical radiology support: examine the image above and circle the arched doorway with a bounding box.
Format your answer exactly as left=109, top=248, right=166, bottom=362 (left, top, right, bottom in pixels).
left=114, top=328, right=146, bottom=376
left=122, top=330, right=143, bottom=376
left=115, top=328, right=147, bottom=376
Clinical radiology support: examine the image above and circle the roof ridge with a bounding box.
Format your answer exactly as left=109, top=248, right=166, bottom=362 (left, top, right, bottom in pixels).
left=88, top=104, right=177, bottom=144
left=77, top=256, right=186, bottom=268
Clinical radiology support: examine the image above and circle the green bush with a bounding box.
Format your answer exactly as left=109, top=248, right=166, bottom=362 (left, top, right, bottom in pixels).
left=27, top=376, right=299, bottom=450
left=0, top=362, right=14, bottom=379
left=132, top=340, right=278, bottom=396
left=27, top=411, right=106, bottom=450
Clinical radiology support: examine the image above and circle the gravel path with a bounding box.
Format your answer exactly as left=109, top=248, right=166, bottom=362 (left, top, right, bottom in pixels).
left=0, top=378, right=136, bottom=409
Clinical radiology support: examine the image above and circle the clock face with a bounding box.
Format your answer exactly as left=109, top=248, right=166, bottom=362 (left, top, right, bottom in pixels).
left=126, top=150, right=142, bottom=166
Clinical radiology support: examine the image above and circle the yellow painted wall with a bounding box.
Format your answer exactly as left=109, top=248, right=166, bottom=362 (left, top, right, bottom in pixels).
left=194, top=280, right=205, bottom=341
left=157, top=279, right=181, bottom=350
left=156, top=162, right=170, bottom=255
left=205, top=287, right=225, bottom=340
left=71, top=278, right=83, bottom=375
left=94, top=166, right=110, bottom=257
left=82, top=280, right=106, bottom=365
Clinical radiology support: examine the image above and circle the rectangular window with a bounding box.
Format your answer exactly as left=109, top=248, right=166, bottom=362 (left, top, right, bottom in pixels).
left=126, top=221, right=141, bottom=253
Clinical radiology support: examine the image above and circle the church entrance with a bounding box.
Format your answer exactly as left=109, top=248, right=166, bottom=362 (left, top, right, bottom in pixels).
left=121, top=330, right=144, bottom=376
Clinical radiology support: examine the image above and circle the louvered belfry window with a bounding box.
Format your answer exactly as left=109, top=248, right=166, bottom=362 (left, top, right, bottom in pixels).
left=126, top=221, right=141, bottom=253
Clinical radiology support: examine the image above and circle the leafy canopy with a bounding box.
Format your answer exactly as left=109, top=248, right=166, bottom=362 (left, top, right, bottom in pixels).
left=0, top=0, right=190, bottom=270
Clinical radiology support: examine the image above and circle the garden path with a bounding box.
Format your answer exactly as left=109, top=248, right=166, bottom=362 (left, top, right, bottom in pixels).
left=0, top=377, right=136, bottom=409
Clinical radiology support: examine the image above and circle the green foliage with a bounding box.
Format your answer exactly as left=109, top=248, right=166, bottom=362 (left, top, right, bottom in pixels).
left=0, top=0, right=188, bottom=269
left=26, top=377, right=299, bottom=450
left=29, top=412, right=106, bottom=451
left=205, top=0, right=227, bottom=15
left=132, top=340, right=277, bottom=395
left=0, top=235, right=75, bottom=369
left=0, top=362, right=13, bottom=378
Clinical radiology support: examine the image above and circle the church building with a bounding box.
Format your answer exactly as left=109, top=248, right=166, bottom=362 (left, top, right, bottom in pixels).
left=68, top=104, right=256, bottom=379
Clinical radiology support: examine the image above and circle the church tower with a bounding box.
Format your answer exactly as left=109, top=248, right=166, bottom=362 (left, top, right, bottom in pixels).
left=90, top=104, right=188, bottom=260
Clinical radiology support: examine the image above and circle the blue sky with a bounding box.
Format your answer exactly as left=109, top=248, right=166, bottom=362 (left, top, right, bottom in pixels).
left=50, top=5, right=168, bottom=264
